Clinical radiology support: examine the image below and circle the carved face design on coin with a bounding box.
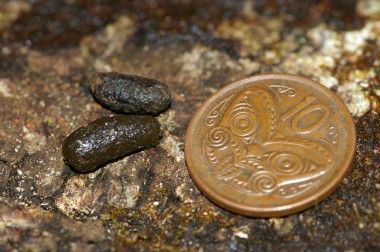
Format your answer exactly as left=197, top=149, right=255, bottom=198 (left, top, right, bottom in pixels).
left=185, top=74, right=356, bottom=217
left=204, top=87, right=333, bottom=198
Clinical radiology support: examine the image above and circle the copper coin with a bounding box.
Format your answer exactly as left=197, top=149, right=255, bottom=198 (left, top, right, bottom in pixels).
left=185, top=74, right=356, bottom=217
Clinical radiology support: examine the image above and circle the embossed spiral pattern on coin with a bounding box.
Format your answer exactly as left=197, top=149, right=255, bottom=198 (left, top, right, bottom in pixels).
left=186, top=74, right=357, bottom=217
left=228, top=108, right=257, bottom=137
left=250, top=172, right=277, bottom=194
left=206, top=110, right=219, bottom=127
left=270, top=152, right=304, bottom=176
left=207, top=127, right=230, bottom=147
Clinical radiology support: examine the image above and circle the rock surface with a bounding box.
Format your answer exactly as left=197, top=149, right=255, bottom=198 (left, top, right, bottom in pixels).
left=0, top=0, right=379, bottom=251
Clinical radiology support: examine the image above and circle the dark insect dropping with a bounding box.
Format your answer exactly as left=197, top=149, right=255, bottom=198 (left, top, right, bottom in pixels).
left=62, top=115, right=161, bottom=173
left=91, top=72, right=171, bottom=115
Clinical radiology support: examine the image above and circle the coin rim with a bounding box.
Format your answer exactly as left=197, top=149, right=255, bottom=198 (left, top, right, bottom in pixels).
left=185, top=73, right=357, bottom=217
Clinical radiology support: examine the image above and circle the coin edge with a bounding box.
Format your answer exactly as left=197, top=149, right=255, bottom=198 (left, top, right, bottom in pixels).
left=184, top=73, right=357, bottom=217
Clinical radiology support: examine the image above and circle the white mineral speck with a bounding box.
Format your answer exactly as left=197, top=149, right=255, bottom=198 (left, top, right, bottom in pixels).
left=0, top=79, right=13, bottom=97
left=319, top=76, right=339, bottom=89
left=357, top=0, right=380, bottom=17
left=234, top=231, right=248, bottom=239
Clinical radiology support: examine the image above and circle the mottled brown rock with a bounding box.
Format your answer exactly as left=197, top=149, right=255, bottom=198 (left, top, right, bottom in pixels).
left=0, top=163, right=11, bottom=189
left=91, top=72, right=171, bottom=115
left=0, top=0, right=379, bottom=251
left=63, top=115, right=161, bottom=173
left=0, top=196, right=108, bottom=251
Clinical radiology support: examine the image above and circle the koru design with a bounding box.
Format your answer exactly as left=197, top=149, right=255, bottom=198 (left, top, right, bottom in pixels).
left=203, top=86, right=333, bottom=198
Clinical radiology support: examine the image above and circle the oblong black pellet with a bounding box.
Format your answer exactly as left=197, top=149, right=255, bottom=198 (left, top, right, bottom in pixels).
left=62, top=115, right=161, bottom=173
left=91, top=72, right=171, bottom=115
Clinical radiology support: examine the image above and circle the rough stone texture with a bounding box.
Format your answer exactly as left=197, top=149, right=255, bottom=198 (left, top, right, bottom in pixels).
left=0, top=197, right=109, bottom=251
left=0, top=0, right=379, bottom=251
